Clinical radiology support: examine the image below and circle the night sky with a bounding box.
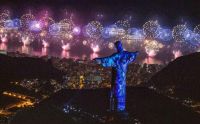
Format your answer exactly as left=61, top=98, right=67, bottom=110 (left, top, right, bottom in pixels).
left=0, top=0, right=199, bottom=27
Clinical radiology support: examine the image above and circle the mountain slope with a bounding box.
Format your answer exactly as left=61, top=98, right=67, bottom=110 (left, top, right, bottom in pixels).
left=149, top=52, right=200, bottom=100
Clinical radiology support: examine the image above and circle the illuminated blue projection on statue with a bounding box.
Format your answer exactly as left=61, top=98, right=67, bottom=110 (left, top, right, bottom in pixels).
left=94, top=41, right=138, bottom=112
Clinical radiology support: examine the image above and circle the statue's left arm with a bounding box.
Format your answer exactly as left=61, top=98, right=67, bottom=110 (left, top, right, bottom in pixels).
left=127, top=51, right=139, bottom=64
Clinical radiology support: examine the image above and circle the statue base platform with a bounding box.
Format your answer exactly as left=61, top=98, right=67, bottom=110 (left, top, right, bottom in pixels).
left=106, top=110, right=129, bottom=122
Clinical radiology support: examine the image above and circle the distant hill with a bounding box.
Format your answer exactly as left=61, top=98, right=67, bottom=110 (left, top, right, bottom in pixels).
left=0, top=54, right=65, bottom=93
left=11, top=87, right=200, bottom=124
left=11, top=105, right=76, bottom=124
left=149, top=52, right=200, bottom=100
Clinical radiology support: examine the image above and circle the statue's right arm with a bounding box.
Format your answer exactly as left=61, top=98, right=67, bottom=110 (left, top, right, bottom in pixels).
left=94, top=54, right=117, bottom=67
left=93, top=58, right=102, bottom=64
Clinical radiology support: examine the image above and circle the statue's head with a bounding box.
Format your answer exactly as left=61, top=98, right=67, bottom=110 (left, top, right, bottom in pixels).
left=115, top=41, right=123, bottom=52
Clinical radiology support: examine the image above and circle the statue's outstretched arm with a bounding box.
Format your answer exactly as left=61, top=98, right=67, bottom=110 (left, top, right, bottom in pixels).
left=94, top=54, right=117, bottom=67
left=127, top=51, right=139, bottom=64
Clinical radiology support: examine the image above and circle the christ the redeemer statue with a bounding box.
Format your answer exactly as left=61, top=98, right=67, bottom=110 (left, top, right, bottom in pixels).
left=94, top=41, right=138, bottom=112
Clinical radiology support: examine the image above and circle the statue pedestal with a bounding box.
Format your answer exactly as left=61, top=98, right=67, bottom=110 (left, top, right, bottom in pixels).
left=106, top=110, right=129, bottom=122
left=117, top=111, right=129, bottom=120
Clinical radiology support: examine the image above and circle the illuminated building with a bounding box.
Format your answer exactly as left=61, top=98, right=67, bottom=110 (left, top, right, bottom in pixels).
left=79, top=75, right=85, bottom=89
